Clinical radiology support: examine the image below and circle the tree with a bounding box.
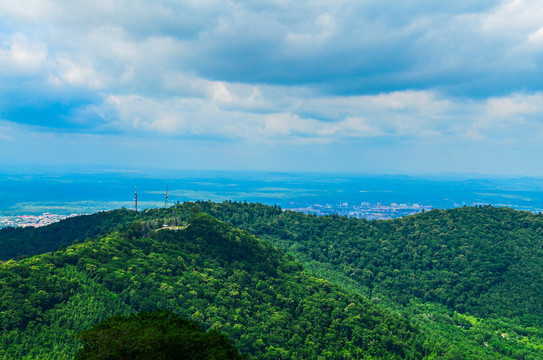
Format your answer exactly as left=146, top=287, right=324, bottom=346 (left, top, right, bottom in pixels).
left=74, top=310, right=246, bottom=360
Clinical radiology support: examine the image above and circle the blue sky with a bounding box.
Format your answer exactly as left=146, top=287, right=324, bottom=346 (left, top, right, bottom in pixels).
left=1, top=0, right=543, bottom=175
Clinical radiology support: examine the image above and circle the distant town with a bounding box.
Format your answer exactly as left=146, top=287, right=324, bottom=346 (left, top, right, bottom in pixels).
left=284, top=202, right=434, bottom=220
left=0, top=202, right=435, bottom=228
left=2, top=200, right=541, bottom=229
left=0, top=213, right=83, bottom=228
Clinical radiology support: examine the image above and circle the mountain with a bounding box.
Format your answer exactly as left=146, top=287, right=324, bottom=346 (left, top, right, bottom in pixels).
left=0, top=209, right=141, bottom=260
left=192, top=202, right=543, bottom=359
left=0, top=212, right=434, bottom=359
left=2, top=202, right=543, bottom=358
left=209, top=204, right=543, bottom=321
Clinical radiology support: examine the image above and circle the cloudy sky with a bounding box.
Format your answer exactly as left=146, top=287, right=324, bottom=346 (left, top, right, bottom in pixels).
left=2, top=0, right=543, bottom=175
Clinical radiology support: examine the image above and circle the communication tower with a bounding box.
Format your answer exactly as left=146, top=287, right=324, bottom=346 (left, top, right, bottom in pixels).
left=165, top=185, right=168, bottom=208
left=134, top=187, right=138, bottom=212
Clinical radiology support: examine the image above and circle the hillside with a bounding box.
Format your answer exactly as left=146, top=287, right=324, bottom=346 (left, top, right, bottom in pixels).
left=226, top=205, right=543, bottom=322
left=2, top=202, right=543, bottom=358
left=0, top=209, right=141, bottom=260
left=190, top=202, right=543, bottom=359
left=0, top=212, right=434, bottom=359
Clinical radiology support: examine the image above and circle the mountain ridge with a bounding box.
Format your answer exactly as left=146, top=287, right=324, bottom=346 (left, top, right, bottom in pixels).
left=0, top=211, right=435, bottom=359
left=1, top=203, right=543, bottom=358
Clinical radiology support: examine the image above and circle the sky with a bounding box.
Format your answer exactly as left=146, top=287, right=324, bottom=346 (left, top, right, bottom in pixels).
left=1, top=0, right=543, bottom=175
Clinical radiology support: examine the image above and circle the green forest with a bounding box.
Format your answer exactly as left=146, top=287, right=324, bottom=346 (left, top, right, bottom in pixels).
left=1, top=202, right=542, bottom=359
left=74, top=310, right=246, bottom=359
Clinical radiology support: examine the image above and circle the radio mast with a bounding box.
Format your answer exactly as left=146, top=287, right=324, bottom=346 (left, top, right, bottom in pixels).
left=165, top=185, right=168, bottom=208
left=134, top=187, right=138, bottom=212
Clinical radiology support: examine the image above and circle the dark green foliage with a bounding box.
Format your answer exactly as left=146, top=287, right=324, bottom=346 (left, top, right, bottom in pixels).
left=0, top=211, right=436, bottom=359
left=2, top=201, right=543, bottom=358
left=181, top=202, right=543, bottom=359
left=183, top=203, right=543, bottom=323
left=0, top=258, right=79, bottom=330
left=0, top=206, right=194, bottom=261
left=0, top=209, right=141, bottom=260
left=74, top=310, right=245, bottom=360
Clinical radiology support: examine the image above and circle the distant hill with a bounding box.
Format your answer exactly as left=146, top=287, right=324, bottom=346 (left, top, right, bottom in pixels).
left=0, top=212, right=434, bottom=359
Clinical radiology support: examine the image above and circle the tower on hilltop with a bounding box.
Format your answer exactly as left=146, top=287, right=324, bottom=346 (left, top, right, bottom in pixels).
left=165, top=185, right=168, bottom=208
left=134, top=187, right=138, bottom=212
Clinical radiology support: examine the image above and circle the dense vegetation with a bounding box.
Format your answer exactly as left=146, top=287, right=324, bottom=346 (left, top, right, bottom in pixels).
left=205, top=204, right=543, bottom=321
left=189, top=202, right=543, bottom=359
left=75, top=310, right=246, bottom=360
left=0, top=209, right=141, bottom=260
left=2, top=202, right=543, bottom=358
left=0, top=212, right=435, bottom=359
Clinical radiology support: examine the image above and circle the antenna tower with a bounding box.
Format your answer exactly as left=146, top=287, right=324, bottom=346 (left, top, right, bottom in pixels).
left=134, top=187, right=138, bottom=212
left=165, top=185, right=168, bottom=208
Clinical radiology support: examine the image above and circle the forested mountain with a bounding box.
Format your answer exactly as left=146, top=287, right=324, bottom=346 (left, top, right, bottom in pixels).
left=0, top=210, right=141, bottom=260
left=0, top=212, right=435, bottom=359
left=191, top=202, right=543, bottom=359
left=1, top=202, right=543, bottom=358
left=198, top=203, right=543, bottom=320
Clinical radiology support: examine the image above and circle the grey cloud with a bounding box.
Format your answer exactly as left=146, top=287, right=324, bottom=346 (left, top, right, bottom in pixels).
left=3, top=1, right=543, bottom=141
left=5, top=0, right=543, bottom=175
left=3, top=0, right=542, bottom=98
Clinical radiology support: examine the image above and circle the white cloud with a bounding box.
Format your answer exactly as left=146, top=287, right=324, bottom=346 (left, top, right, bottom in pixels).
left=100, top=95, right=189, bottom=133
left=486, top=93, right=543, bottom=117
left=0, top=121, right=17, bottom=142
left=0, top=0, right=60, bottom=22
left=262, top=113, right=318, bottom=136
left=4, top=0, right=543, bottom=174
left=528, top=27, right=543, bottom=46
left=284, top=13, right=336, bottom=49
left=0, top=34, right=48, bottom=73
left=78, top=81, right=543, bottom=147
left=54, top=58, right=105, bottom=88
left=481, top=0, right=543, bottom=36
